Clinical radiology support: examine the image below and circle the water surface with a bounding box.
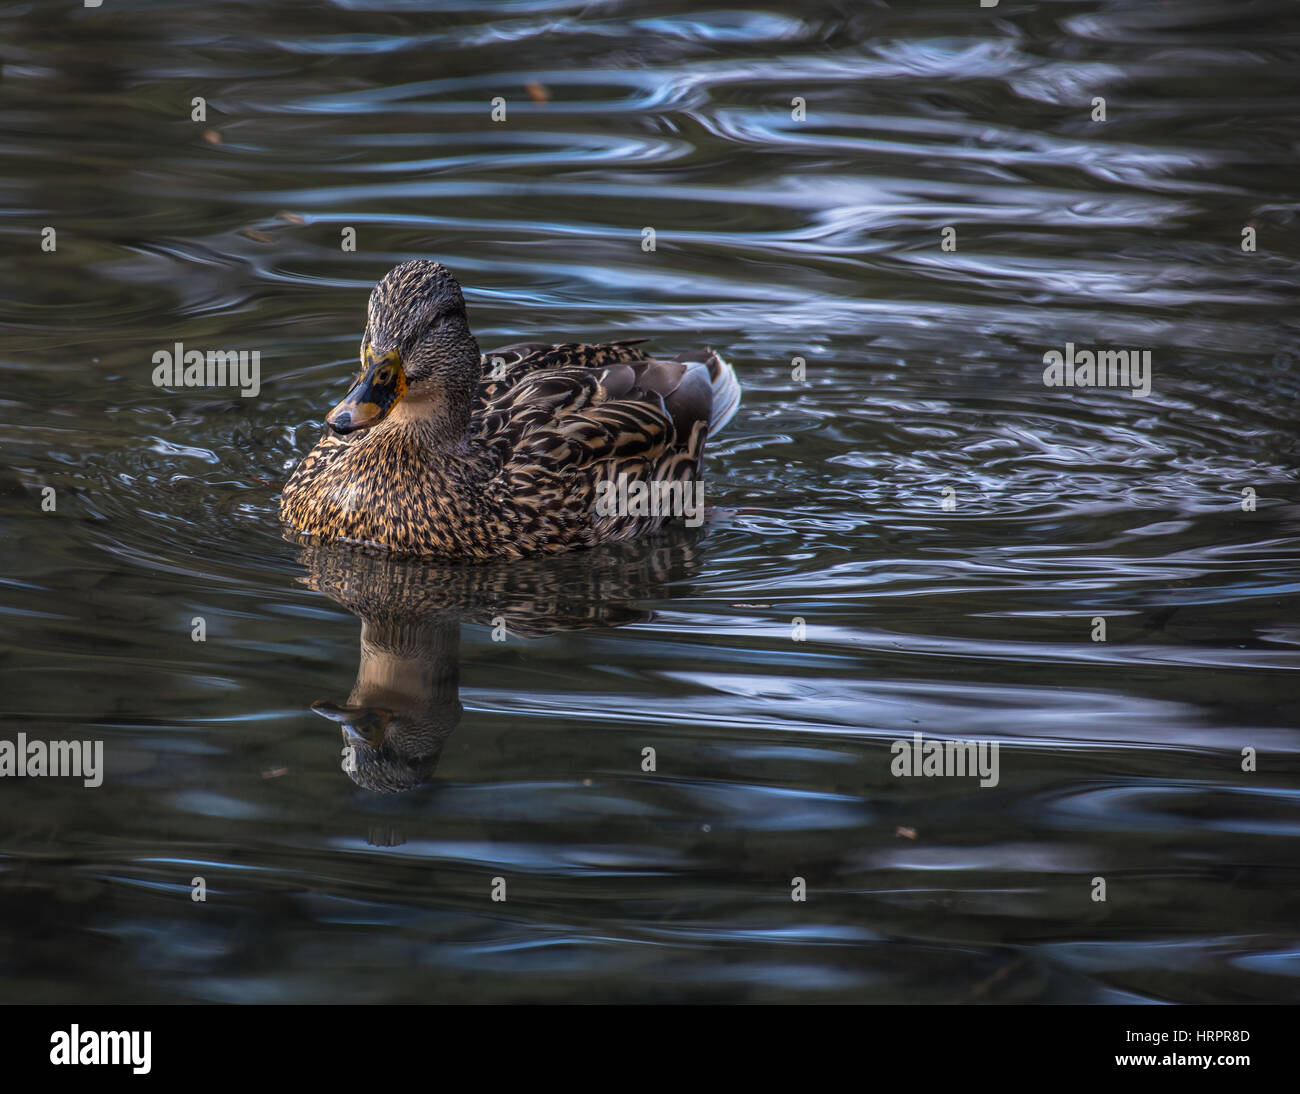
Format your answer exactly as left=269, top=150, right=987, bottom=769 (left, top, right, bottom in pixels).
left=0, top=0, right=1298, bottom=1003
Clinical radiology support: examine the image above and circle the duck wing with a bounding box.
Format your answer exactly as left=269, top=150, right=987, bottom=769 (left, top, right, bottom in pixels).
left=474, top=354, right=715, bottom=471
left=474, top=340, right=652, bottom=410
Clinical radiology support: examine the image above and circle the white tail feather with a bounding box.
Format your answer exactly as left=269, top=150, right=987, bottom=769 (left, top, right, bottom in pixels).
left=706, top=351, right=741, bottom=435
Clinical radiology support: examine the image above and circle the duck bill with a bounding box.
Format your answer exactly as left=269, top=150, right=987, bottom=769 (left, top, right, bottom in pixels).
left=311, top=700, right=392, bottom=744
left=326, top=347, right=408, bottom=435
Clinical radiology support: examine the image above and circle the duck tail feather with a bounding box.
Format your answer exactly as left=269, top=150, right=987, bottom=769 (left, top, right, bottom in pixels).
left=705, top=350, right=741, bottom=436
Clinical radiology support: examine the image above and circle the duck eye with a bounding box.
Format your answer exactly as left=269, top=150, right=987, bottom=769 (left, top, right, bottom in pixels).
left=375, top=369, right=391, bottom=383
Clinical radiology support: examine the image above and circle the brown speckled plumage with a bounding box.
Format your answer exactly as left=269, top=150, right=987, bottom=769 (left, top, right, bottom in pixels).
left=281, top=260, right=741, bottom=560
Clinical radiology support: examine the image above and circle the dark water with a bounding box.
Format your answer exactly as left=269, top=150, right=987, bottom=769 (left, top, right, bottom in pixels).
left=1, top=0, right=1298, bottom=1003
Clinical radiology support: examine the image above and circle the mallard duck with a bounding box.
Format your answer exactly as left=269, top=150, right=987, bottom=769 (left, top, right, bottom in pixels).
left=280, top=260, right=740, bottom=560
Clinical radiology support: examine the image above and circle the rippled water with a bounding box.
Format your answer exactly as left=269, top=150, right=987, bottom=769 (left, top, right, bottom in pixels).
left=1, top=0, right=1298, bottom=1003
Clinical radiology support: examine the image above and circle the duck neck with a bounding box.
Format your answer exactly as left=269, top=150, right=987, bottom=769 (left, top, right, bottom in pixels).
left=391, top=341, right=480, bottom=451
left=381, top=388, right=473, bottom=452
left=353, top=616, right=461, bottom=713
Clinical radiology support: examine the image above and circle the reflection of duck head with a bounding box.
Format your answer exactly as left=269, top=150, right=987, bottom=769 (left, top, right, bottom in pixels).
left=311, top=614, right=462, bottom=793
left=295, top=533, right=702, bottom=793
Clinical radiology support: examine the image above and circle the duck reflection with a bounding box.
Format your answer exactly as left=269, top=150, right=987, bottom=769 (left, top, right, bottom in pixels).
left=293, top=534, right=702, bottom=793
left=311, top=611, right=461, bottom=793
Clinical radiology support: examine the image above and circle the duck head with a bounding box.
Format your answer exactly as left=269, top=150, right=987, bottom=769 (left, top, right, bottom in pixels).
left=310, top=612, right=463, bottom=794
left=326, top=260, right=481, bottom=437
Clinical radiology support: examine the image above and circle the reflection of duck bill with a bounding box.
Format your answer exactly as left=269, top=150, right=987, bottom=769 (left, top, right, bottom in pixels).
left=313, top=698, right=446, bottom=794
left=311, top=700, right=392, bottom=744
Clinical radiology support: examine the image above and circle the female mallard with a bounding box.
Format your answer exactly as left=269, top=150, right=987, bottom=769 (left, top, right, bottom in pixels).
left=281, top=260, right=740, bottom=560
